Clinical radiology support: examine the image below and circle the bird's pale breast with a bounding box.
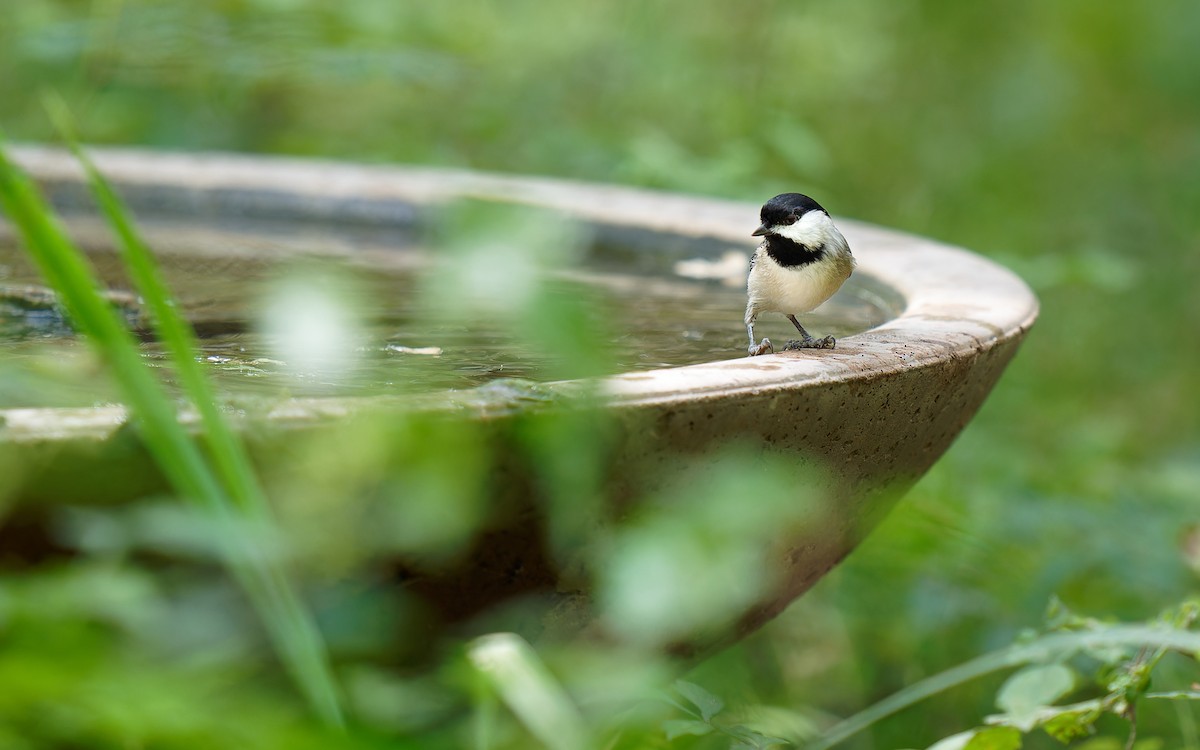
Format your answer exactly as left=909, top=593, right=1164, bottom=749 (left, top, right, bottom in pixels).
left=747, top=249, right=854, bottom=314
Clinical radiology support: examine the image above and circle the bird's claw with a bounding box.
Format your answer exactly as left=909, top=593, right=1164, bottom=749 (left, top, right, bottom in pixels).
left=783, top=335, right=836, bottom=351
left=748, top=338, right=774, bottom=356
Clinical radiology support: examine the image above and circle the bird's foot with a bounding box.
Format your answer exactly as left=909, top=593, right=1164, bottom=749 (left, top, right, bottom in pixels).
left=748, top=338, right=774, bottom=356
left=783, top=335, right=836, bottom=351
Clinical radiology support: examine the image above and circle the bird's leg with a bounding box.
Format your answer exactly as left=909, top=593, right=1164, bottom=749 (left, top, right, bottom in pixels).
left=746, top=312, right=773, bottom=356
left=783, top=314, right=836, bottom=350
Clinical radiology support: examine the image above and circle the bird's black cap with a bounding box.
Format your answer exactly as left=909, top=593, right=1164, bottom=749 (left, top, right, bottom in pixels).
left=753, top=193, right=827, bottom=236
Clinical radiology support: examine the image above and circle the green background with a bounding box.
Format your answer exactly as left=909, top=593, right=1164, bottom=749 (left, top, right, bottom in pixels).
left=3, top=1, right=1199, bottom=747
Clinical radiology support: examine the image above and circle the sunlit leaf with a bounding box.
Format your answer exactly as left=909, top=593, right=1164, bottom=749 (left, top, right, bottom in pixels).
left=928, top=726, right=1022, bottom=750
left=964, top=726, right=1022, bottom=750
left=1040, top=705, right=1101, bottom=743
left=987, top=698, right=1103, bottom=744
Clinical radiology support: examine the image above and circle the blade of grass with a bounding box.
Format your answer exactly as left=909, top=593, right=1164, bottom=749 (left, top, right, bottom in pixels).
left=42, top=98, right=345, bottom=727
left=0, top=139, right=215, bottom=501
left=43, top=94, right=266, bottom=517
left=0, top=131, right=344, bottom=728
left=468, top=633, right=588, bottom=750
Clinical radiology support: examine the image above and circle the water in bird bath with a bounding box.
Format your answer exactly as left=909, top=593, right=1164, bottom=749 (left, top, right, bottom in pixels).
left=0, top=215, right=891, bottom=408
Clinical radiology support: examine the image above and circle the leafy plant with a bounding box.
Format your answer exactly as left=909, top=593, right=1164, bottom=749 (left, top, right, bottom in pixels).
left=835, top=603, right=1200, bottom=750
left=655, top=599, right=1200, bottom=750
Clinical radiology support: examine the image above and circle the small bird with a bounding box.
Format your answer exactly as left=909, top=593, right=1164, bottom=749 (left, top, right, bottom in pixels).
left=745, top=193, right=856, bottom=356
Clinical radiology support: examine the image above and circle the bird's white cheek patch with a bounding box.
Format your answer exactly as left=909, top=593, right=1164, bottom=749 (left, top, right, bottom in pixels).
left=774, top=211, right=833, bottom=247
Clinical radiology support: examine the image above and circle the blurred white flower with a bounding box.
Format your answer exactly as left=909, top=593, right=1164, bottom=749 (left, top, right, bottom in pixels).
left=258, top=271, right=366, bottom=383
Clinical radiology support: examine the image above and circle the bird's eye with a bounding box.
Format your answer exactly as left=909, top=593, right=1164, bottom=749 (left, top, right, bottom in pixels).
left=783, top=215, right=799, bottom=225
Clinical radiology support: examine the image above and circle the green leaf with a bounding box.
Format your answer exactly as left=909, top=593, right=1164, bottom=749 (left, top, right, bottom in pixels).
left=928, top=726, right=1022, bottom=750
left=1041, top=706, right=1100, bottom=743
left=996, top=664, right=1076, bottom=730
left=662, top=719, right=714, bottom=740
left=987, top=699, right=1103, bottom=744
left=965, top=726, right=1023, bottom=750
left=675, top=680, right=725, bottom=721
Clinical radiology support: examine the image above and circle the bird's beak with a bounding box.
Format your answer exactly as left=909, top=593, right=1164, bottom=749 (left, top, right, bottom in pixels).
left=751, top=223, right=771, bottom=237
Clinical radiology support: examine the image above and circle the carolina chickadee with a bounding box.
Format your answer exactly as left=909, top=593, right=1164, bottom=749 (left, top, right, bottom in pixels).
left=745, top=193, right=856, bottom=356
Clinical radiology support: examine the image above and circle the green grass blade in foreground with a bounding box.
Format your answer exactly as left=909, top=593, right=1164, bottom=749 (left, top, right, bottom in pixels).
left=44, top=97, right=265, bottom=516
left=805, top=625, right=1200, bottom=750
left=0, top=135, right=344, bottom=728
left=60, top=131, right=348, bottom=727
left=468, top=633, right=588, bottom=750
left=0, top=141, right=214, bottom=501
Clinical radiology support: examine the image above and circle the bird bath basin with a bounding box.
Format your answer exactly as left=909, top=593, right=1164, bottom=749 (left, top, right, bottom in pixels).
left=0, top=146, right=1037, bottom=652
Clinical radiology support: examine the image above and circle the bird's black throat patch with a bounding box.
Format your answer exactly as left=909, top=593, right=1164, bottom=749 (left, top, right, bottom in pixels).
left=764, top=235, right=825, bottom=268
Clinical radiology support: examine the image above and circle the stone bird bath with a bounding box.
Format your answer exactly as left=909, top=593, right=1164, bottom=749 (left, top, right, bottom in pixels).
left=0, top=146, right=1037, bottom=651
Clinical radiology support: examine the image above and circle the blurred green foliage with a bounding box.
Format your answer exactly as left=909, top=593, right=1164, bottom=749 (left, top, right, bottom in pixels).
left=2, top=0, right=1199, bottom=748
